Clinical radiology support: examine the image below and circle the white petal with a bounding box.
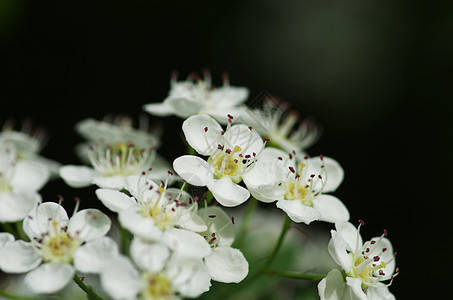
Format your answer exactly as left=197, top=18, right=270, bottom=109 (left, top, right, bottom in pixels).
left=368, top=237, right=395, bottom=279
left=100, top=256, right=142, bottom=300
left=207, top=177, right=250, bottom=207
left=328, top=230, right=354, bottom=272
left=23, top=202, right=69, bottom=240
left=130, top=238, right=170, bottom=273
left=0, top=232, right=14, bottom=249
left=59, top=165, right=96, bottom=188
left=10, top=160, right=50, bottom=191
left=143, top=101, right=175, bottom=117
left=0, top=240, right=42, bottom=273
left=95, top=188, right=137, bottom=213
left=25, top=262, right=74, bottom=294
left=92, top=174, right=126, bottom=190
left=222, top=124, right=263, bottom=156
left=119, top=210, right=163, bottom=241
left=173, top=155, right=213, bottom=186
left=125, top=174, right=159, bottom=200
left=0, top=191, right=41, bottom=222
left=182, top=114, right=222, bottom=156
left=73, top=237, right=119, bottom=274
left=177, top=211, right=208, bottom=233
left=68, top=209, right=111, bottom=242
left=242, top=158, right=286, bottom=188
left=276, top=199, right=321, bottom=224
left=166, top=257, right=211, bottom=298
left=317, top=269, right=345, bottom=300
left=168, top=97, right=205, bottom=118
left=367, top=284, right=396, bottom=300
left=335, top=222, right=362, bottom=252
left=164, top=228, right=211, bottom=259
left=314, top=195, right=350, bottom=224
left=198, top=206, right=235, bottom=247
left=307, top=156, right=344, bottom=193
left=205, top=247, right=248, bottom=283
left=210, top=86, right=249, bottom=108
left=346, top=277, right=368, bottom=300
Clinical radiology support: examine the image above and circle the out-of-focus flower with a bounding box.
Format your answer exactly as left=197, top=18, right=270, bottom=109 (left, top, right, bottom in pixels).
left=243, top=147, right=348, bottom=225
left=240, top=97, right=320, bottom=157
left=0, top=119, right=61, bottom=176
left=0, top=202, right=113, bottom=294
left=198, top=205, right=248, bottom=283
left=0, top=142, right=49, bottom=222
left=96, top=174, right=210, bottom=258
left=100, top=239, right=211, bottom=300
left=144, top=71, right=249, bottom=124
left=173, top=114, right=265, bottom=207
left=318, top=221, right=398, bottom=300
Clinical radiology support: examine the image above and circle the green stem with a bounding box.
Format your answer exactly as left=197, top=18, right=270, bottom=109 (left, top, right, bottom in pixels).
left=232, top=197, right=257, bottom=248
left=15, top=221, right=29, bottom=241
left=266, top=269, right=326, bottom=281
left=73, top=274, right=103, bottom=300
left=263, top=215, right=291, bottom=270
left=0, top=289, right=53, bottom=300
left=119, top=224, right=130, bottom=256
left=1, top=222, right=17, bottom=238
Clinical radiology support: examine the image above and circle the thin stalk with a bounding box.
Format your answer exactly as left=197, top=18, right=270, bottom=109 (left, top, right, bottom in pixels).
left=119, top=224, right=131, bottom=256
left=262, top=215, right=291, bottom=270
left=265, top=269, right=326, bottom=281
left=0, top=289, right=53, bottom=300
left=232, top=196, right=257, bottom=248
left=73, top=274, right=103, bottom=300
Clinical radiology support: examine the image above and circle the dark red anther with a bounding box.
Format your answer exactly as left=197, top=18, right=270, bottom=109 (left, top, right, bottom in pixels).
left=263, top=137, right=270, bottom=142
left=168, top=170, right=174, bottom=175
left=234, top=159, right=238, bottom=163
left=227, top=114, right=234, bottom=119
left=310, top=174, right=315, bottom=178
left=373, top=256, right=380, bottom=262
left=319, top=154, right=324, bottom=161
left=365, top=248, right=370, bottom=253
left=209, top=215, right=216, bottom=218
left=231, top=216, right=235, bottom=224
left=141, top=171, right=146, bottom=175
left=160, top=180, right=165, bottom=187
left=74, top=197, right=81, bottom=203
left=370, top=241, right=376, bottom=245
left=57, top=194, right=64, bottom=202
left=295, top=175, right=300, bottom=179
left=245, top=154, right=251, bottom=158
left=289, top=166, right=296, bottom=173
left=225, top=149, right=232, bottom=154
left=204, top=127, right=208, bottom=132
left=382, top=248, right=387, bottom=252
left=218, top=144, right=223, bottom=150
left=304, top=155, right=310, bottom=159
left=221, top=130, right=225, bottom=135
left=384, top=229, right=388, bottom=237
left=248, top=126, right=253, bottom=130
left=358, top=219, right=365, bottom=226
left=318, top=175, right=322, bottom=179
left=289, top=153, right=293, bottom=159
left=277, top=156, right=282, bottom=160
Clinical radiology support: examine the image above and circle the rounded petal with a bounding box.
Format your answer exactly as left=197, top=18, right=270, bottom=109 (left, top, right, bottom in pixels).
left=0, top=232, right=14, bottom=249
left=182, top=114, right=222, bottom=156
left=24, top=262, right=74, bottom=294
left=59, top=165, right=95, bottom=188
left=198, top=206, right=235, bottom=247
left=23, top=202, right=69, bottom=240
left=318, top=269, right=345, bottom=300
left=166, top=257, right=211, bottom=298
left=205, top=247, right=248, bottom=283
left=0, top=191, right=41, bottom=222
left=242, top=158, right=287, bottom=188
left=328, top=230, right=354, bottom=272
left=68, top=209, right=111, bottom=242
left=0, top=240, right=42, bottom=273
left=143, top=101, right=175, bottom=117
left=92, top=174, right=126, bottom=190
left=346, top=277, right=368, bottom=300
left=73, top=237, right=119, bottom=274
left=173, top=155, right=213, bottom=186
left=276, top=199, right=321, bottom=224
left=119, top=210, right=163, bottom=241
left=164, top=228, right=211, bottom=259
left=130, top=238, right=170, bottom=274
left=307, top=156, right=344, bottom=193
left=335, top=222, right=363, bottom=252
left=222, top=124, right=263, bottom=156
left=314, top=195, right=350, bottom=223
left=125, top=174, right=159, bottom=200
left=207, top=177, right=250, bottom=207
left=367, top=284, right=396, bottom=300
left=177, top=211, right=208, bottom=233
left=100, top=256, right=142, bottom=300
left=168, top=97, right=205, bottom=118
left=95, top=188, right=137, bottom=213
left=10, top=160, right=50, bottom=191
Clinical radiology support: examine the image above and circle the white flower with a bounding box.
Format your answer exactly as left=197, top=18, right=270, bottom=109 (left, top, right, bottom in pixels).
left=74, top=115, right=161, bottom=165
left=100, top=240, right=211, bottom=300
left=318, top=221, right=398, bottom=300
left=0, top=119, right=61, bottom=176
left=198, top=206, right=248, bottom=283
left=173, top=114, right=265, bottom=207
left=59, top=142, right=172, bottom=190
left=96, top=174, right=210, bottom=258
left=243, top=147, right=348, bottom=224
left=239, top=96, right=320, bottom=156
left=0, top=202, right=113, bottom=294
left=0, top=142, right=49, bottom=222
left=143, top=71, right=249, bottom=124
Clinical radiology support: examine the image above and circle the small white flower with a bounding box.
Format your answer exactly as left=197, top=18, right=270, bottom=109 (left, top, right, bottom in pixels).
left=198, top=206, right=248, bottom=283
left=318, top=221, right=398, bottom=300
left=240, top=97, right=320, bottom=156
left=144, top=71, right=249, bottom=124
left=0, top=142, right=49, bottom=222
left=0, top=201, right=113, bottom=294
left=96, top=174, right=210, bottom=258
left=243, top=147, right=348, bottom=224
left=173, top=114, right=265, bottom=207
left=100, top=240, right=211, bottom=300
left=59, top=142, right=171, bottom=190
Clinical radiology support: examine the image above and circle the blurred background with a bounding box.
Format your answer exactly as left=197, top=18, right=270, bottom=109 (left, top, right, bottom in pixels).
left=2, top=0, right=451, bottom=298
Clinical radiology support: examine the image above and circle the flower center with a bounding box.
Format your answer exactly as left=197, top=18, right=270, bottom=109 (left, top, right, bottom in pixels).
left=208, top=145, right=245, bottom=183
left=88, top=142, right=154, bottom=177
left=40, top=221, right=79, bottom=263
left=284, top=180, right=314, bottom=206
left=142, top=272, right=173, bottom=300
left=138, top=186, right=174, bottom=231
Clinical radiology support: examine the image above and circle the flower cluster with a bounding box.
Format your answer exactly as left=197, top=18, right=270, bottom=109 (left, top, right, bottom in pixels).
left=0, top=71, right=398, bottom=299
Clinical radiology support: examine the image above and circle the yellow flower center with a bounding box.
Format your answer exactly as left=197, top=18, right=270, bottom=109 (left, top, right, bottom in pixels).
left=41, top=222, right=79, bottom=263
left=208, top=145, right=244, bottom=183
left=142, top=273, right=173, bottom=300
